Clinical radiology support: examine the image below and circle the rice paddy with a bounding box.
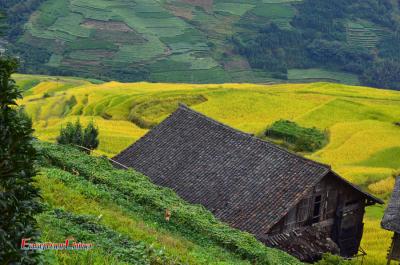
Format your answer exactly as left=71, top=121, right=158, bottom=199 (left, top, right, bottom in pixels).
left=346, top=20, right=388, bottom=49
left=16, top=74, right=400, bottom=265
left=19, top=0, right=368, bottom=84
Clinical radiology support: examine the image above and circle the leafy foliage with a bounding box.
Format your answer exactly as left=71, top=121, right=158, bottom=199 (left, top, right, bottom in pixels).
left=40, top=209, right=176, bottom=265
left=0, top=12, right=6, bottom=36
left=57, top=119, right=99, bottom=152
left=0, top=57, right=41, bottom=264
left=36, top=141, right=301, bottom=265
left=233, top=23, right=308, bottom=78
left=0, top=0, right=46, bottom=40
left=233, top=0, right=400, bottom=89
left=360, top=59, right=400, bottom=90
left=265, top=120, right=328, bottom=152
left=315, top=253, right=356, bottom=265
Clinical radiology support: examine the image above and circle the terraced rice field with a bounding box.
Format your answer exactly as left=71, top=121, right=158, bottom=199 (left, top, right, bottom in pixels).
left=288, top=69, right=360, bottom=85
left=346, top=21, right=389, bottom=49
left=16, top=74, right=400, bottom=265
left=21, top=0, right=360, bottom=83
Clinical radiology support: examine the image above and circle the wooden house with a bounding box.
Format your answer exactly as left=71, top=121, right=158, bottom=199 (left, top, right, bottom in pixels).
left=382, top=177, right=400, bottom=264
left=113, top=105, right=383, bottom=261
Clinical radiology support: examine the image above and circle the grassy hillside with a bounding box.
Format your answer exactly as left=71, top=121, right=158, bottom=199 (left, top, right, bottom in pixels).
left=36, top=141, right=300, bottom=264
left=16, top=74, right=400, bottom=264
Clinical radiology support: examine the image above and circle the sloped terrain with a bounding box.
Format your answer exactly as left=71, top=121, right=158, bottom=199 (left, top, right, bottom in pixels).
left=13, top=0, right=268, bottom=82
left=35, top=141, right=301, bottom=264
left=16, top=74, right=400, bottom=264
left=8, top=0, right=394, bottom=84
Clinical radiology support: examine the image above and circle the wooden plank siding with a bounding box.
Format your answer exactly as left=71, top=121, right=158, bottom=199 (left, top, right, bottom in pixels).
left=269, top=173, right=366, bottom=257
left=389, top=233, right=400, bottom=261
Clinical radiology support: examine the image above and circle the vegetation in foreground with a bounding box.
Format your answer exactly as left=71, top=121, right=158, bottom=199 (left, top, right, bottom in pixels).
left=35, top=141, right=301, bottom=265
left=0, top=59, right=42, bottom=264
left=15, top=74, right=400, bottom=265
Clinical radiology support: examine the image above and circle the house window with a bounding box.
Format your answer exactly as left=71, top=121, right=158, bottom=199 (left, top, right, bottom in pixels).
left=312, top=195, right=322, bottom=224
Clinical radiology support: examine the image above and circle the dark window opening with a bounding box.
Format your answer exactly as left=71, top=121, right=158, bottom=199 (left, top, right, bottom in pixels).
left=312, top=195, right=322, bottom=224
left=345, top=199, right=358, bottom=206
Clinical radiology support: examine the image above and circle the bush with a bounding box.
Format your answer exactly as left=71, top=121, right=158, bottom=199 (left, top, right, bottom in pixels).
left=57, top=119, right=99, bottom=152
left=315, top=253, right=356, bottom=265
left=265, top=120, right=328, bottom=152
left=0, top=57, right=42, bottom=264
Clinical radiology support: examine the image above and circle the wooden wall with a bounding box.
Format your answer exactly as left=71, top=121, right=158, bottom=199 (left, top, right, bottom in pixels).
left=268, top=173, right=367, bottom=257
left=389, top=233, right=400, bottom=261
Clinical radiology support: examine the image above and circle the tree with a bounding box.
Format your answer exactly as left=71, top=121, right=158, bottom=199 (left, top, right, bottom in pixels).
left=83, top=121, right=99, bottom=151
left=57, top=119, right=99, bottom=152
left=0, top=12, right=6, bottom=36
left=0, top=57, right=42, bottom=264
left=360, top=59, right=400, bottom=90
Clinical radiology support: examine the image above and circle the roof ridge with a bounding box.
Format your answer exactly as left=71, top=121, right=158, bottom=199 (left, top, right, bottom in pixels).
left=178, top=104, right=331, bottom=170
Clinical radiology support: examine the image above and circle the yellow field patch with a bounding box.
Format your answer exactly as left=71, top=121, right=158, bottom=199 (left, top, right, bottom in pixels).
left=16, top=75, right=400, bottom=264
left=368, top=177, right=396, bottom=195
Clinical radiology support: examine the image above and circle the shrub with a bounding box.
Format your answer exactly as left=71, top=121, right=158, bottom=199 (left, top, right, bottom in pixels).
left=0, top=57, right=42, bottom=264
left=315, top=253, right=356, bottom=265
left=83, top=121, right=99, bottom=150
left=265, top=120, right=328, bottom=152
left=57, top=119, right=99, bottom=152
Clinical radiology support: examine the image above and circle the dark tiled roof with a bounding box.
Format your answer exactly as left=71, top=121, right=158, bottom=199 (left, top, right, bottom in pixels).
left=114, top=105, right=381, bottom=236
left=382, top=177, right=400, bottom=233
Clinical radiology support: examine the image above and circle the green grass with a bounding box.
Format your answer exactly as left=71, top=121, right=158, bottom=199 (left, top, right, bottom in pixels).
left=35, top=0, right=69, bottom=27
left=35, top=141, right=301, bottom=265
left=170, top=53, right=219, bottom=70
left=68, top=38, right=118, bottom=51
left=113, top=38, right=166, bottom=62
left=49, top=13, right=91, bottom=38
left=214, top=3, right=255, bottom=16
left=288, top=68, right=360, bottom=85
left=16, top=78, right=41, bottom=91
left=16, top=75, right=400, bottom=264
left=252, top=3, right=295, bottom=19
left=358, top=147, right=400, bottom=169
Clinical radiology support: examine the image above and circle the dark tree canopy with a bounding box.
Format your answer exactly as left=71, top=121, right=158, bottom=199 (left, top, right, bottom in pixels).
left=233, top=0, right=400, bottom=90
left=360, top=59, right=400, bottom=90
left=0, top=57, right=42, bottom=264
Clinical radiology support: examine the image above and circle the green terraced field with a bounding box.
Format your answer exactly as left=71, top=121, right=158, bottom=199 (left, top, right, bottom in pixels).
left=288, top=68, right=360, bottom=85
left=13, top=0, right=390, bottom=85
left=15, top=74, right=400, bottom=264
left=346, top=21, right=386, bottom=49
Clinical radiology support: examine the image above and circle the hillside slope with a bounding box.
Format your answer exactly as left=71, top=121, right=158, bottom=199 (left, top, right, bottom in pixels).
left=35, top=141, right=300, bottom=264
left=16, top=74, right=400, bottom=264
left=5, top=0, right=400, bottom=87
